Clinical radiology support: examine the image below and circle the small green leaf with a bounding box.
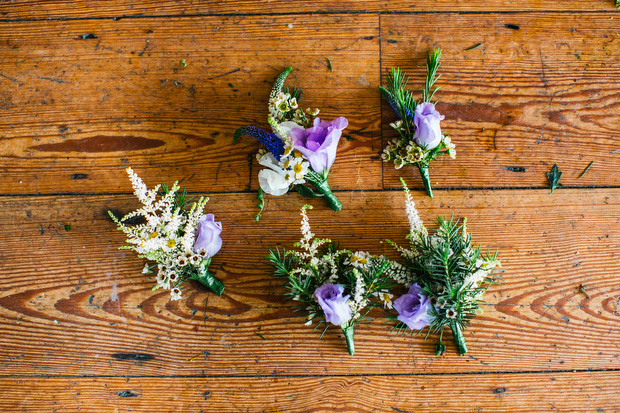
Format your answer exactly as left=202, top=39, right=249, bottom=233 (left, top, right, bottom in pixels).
left=255, top=332, right=266, bottom=340
left=435, top=341, right=446, bottom=357
left=344, top=134, right=354, bottom=142
left=464, top=43, right=482, bottom=51
left=254, top=188, right=265, bottom=221
left=64, top=224, right=71, bottom=231
left=294, top=184, right=321, bottom=198
left=546, top=164, right=563, bottom=193
left=180, top=59, right=187, bottom=67
left=578, top=161, right=594, bottom=179
left=326, top=57, right=332, bottom=72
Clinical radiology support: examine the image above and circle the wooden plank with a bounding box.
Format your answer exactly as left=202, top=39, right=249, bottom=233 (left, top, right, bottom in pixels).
left=1, top=371, right=619, bottom=412
left=0, top=14, right=381, bottom=195
left=0, top=1, right=615, bottom=19
left=380, top=13, right=620, bottom=190
left=1, top=189, right=619, bottom=376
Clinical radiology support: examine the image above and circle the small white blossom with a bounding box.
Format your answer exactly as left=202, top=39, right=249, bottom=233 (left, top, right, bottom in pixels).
left=170, top=288, right=182, bottom=301
left=344, top=251, right=371, bottom=268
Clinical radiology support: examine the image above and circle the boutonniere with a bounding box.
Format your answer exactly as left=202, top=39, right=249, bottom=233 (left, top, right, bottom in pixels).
left=266, top=206, right=394, bottom=355
left=109, top=168, right=225, bottom=300
left=234, top=67, right=348, bottom=219
left=380, top=49, right=455, bottom=198
left=387, top=179, right=502, bottom=356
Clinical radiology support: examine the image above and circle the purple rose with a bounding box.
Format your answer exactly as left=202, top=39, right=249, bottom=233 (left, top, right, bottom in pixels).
left=289, top=117, right=348, bottom=174
left=314, top=283, right=352, bottom=326
left=393, top=284, right=432, bottom=330
left=413, top=102, right=445, bottom=150
left=193, top=214, right=223, bottom=257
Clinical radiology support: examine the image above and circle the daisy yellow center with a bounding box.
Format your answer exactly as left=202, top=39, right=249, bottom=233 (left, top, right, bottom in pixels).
left=149, top=232, right=159, bottom=239
left=359, top=258, right=368, bottom=265
left=283, top=160, right=291, bottom=169
left=293, top=163, right=303, bottom=174
left=350, top=256, right=358, bottom=262
left=167, top=239, right=176, bottom=248
left=294, top=150, right=303, bottom=158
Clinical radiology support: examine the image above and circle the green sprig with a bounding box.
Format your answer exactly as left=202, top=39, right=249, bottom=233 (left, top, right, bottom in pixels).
left=546, top=164, right=563, bottom=193
left=254, top=188, right=265, bottom=221
left=422, top=48, right=442, bottom=103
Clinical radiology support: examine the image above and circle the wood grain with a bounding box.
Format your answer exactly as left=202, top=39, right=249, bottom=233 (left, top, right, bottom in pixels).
left=1, top=2, right=619, bottom=410
left=0, top=14, right=381, bottom=195
left=1, top=371, right=619, bottom=412
left=0, top=0, right=616, bottom=19
left=380, top=13, right=620, bottom=190
left=1, top=189, right=618, bottom=376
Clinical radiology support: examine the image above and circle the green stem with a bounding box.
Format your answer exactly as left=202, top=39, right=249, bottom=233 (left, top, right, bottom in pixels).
left=449, top=322, right=467, bottom=356
left=418, top=164, right=433, bottom=198
left=190, top=260, right=225, bottom=296
left=310, top=177, right=342, bottom=211
left=343, top=324, right=355, bottom=356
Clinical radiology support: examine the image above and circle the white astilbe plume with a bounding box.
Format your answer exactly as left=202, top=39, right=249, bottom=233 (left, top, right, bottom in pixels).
left=400, top=177, right=427, bottom=244
left=181, top=197, right=209, bottom=252
left=109, top=168, right=221, bottom=301
left=348, top=268, right=367, bottom=319
left=295, top=205, right=330, bottom=261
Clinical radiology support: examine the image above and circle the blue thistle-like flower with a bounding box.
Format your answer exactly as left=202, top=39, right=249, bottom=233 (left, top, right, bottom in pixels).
left=233, top=126, right=285, bottom=160
left=379, top=87, right=401, bottom=120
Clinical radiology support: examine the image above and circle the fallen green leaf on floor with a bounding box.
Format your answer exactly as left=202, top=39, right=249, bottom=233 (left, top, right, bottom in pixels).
left=464, top=43, right=482, bottom=51
left=180, top=59, right=187, bottom=67
left=546, top=164, right=563, bottom=193
left=578, top=161, right=594, bottom=179
left=326, top=57, right=332, bottom=72
left=64, top=224, right=71, bottom=231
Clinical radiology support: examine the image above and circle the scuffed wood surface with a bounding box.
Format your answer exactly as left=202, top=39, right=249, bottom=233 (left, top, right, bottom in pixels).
left=1, top=1, right=619, bottom=411
left=381, top=12, right=620, bottom=190
left=2, top=371, right=619, bottom=412
left=0, top=190, right=618, bottom=377
left=0, top=0, right=615, bottom=19
left=0, top=14, right=381, bottom=195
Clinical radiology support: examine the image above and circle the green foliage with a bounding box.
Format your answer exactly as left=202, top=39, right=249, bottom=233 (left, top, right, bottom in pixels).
left=379, top=67, right=418, bottom=137
left=159, top=182, right=193, bottom=212
left=254, top=188, right=265, bottom=221
left=546, top=164, right=563, bottom=193
left=390, top=208, right=502, bottom=355
left=578, top=161, right=594, bottom=179
left=294, top=184, right=322, bottom=198
left=266, top=240, right=395, bottom=333
left=422, top=48, right=442, bottom=103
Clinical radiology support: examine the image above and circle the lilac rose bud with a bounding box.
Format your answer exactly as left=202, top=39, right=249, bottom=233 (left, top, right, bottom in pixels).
left=413, top=102, right=445, bottom=150
left=193, top=214, right=223, bottom=258
left=289, top=116, right=348, bottom=174
left=314, top=283, right=352, bottom=326
left=393, top=284, right=433, bottom=330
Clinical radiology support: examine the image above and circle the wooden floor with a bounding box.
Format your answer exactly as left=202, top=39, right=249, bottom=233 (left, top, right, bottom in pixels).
left=1, top=1, right=619, bottom=411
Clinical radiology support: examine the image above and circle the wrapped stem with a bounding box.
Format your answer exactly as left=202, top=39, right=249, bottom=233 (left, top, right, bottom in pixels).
left=449, top=322, right=468, bottom=356
left=418, top=164, right=433, bottom=198
left=343, top=324, right=355, bottom=356
left=190, top=260, right=225, bottom=296
left=310, top=178, right=342, bottom=211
